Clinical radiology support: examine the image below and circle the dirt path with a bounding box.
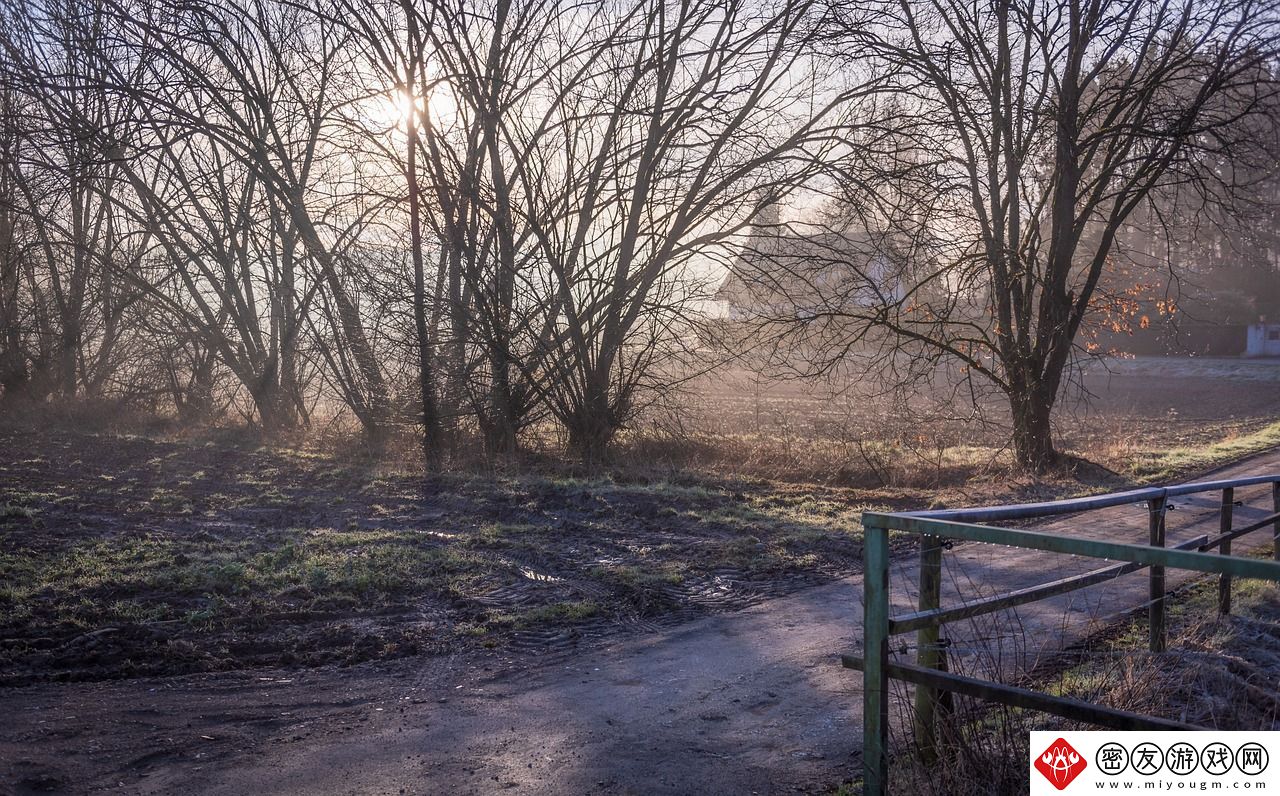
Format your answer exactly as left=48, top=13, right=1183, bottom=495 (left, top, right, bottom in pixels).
left=4, top=452, right=1279, bottom=796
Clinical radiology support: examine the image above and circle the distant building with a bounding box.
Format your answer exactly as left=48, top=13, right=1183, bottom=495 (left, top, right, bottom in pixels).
left=1246, top=320, right=1280, bottom=357
left=715, top=210, right=904, bottom=321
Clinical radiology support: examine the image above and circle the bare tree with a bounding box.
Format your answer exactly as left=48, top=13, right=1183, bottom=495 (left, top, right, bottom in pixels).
left=331, top=0, right=853, bottom=464
left=747, top=0, right=1279, bottom=471
left=0, top=0, right=151, bottom=405
left=99, top=0, right=395, bottom=440
left=0, top=80, right=37, bottom=404
left=493, top=0, right=854, bottom=462
left=339, top=0, right=585, bottom=461
left=31, top=0, right=1263, bottom=478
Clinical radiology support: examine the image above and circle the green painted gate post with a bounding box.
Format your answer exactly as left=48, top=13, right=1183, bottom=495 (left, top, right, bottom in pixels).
left=914, top=535, right=943, bottom=764
left=864, top=524, right=890, bottom=796
left=1273, top=482, right=1280, bottom=561
left=1148, top=496, right=1167, bottom=653
left=1218, top=488, right=1234, bottom=615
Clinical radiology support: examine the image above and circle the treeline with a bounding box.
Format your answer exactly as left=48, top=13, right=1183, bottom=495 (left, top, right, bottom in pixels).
left=2, top=0, right=1277, bottom=470
left=0, top=0, right=847, bottom=461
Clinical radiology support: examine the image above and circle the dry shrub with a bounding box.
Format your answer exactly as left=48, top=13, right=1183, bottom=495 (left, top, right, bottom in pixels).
left=0, top=397, right=180, bottom=436
left=883, top=671, right=1032, bottom=796
left=619, top=393, right=1011, bottom=489
left=1072, top=609, right=1280, bottom=729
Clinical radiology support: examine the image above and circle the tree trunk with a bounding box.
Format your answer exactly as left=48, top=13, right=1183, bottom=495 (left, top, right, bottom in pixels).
left=482, top=355, right=518, bottom=459
left=406, top=59, right=443, bottom=466
left=1009, top=384, right=1057, bottom=473
left=175, top=353, right=216, bottom=424
left=565, top=378, right=618, bottom=466
left=478, top=0, right=519, bottom=462
left=57, top=319, right=79, bottom=398
left=566, top=414, right=615, bottom=467
left=439, top=244, right=464, bottom=447
left=0, top=347, right=28, bottom=406
left=289, top=209, right=389, bottom=445
left=255, top=372, right=297, bottom=435
left=254, top=387, right=294, bottom=435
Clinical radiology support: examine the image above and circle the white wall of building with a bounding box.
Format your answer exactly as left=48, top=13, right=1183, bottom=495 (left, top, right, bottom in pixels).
left=1245, top=323, right=1280, bottom=356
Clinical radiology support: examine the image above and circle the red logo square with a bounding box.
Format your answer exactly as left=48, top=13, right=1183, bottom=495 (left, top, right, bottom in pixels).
left=1035, top=737, right=1088, bottom=790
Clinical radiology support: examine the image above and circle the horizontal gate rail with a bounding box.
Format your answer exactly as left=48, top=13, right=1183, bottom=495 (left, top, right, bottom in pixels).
left=862, top=512, right=1280, bottom=581
left=897, top=474, right=1280, bottom=523
left=841, top=655, right=1202, bottom=732
left=1198, top=510, right=1280, bottom=552
left=887, top=534, right=1209, bottom=635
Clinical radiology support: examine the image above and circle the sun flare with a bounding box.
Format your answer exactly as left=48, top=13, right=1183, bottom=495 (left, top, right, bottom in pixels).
left=368, top=87, right=456, bottom=130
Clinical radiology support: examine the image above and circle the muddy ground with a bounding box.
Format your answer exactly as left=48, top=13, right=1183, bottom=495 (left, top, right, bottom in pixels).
left=0, top=426, right=885, bottom=687
left=2, top=448, right=1276, bottom=796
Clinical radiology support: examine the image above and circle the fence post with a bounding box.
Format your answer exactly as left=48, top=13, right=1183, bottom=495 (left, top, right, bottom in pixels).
left=864, top=525, right=891, bottom=796
left=1148, top=496, right=1167, bottom=653
left=1218, top=488, right=1234, bottom=615
left=1273, top=481, right=1280, bottom=562
left=914, top=534, right=943, bottom=764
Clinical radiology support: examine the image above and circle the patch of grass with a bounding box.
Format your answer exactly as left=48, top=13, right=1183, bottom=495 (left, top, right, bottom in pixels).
left=1125, top=420, right=1280, bottom=482
left=0, top=489, right=55, bottom=522
left=1, top=489, right=58, bottom=502
left=519, top=599, right=601, bottom=626
left=0, top=425, right=886, bottom=682
left=463, top=522, right=541, bottom=551
left=0, top=528, right=505, bottom=636
left=257, top=486, right=292, bottom=506
left=147, top=487, right=190, bottom=511
left=0, top=502, right=39, bottom=520
left=589, top=563, right=686, bottom=615
left=486, top=599, right=603, bottom=628
left=592, top=562, right=686, bottom=588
